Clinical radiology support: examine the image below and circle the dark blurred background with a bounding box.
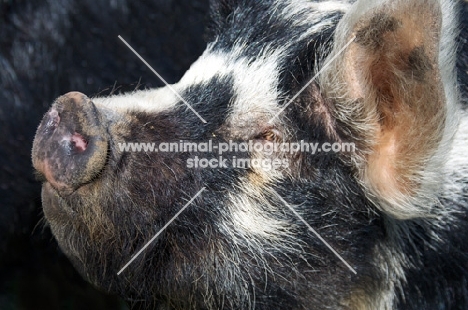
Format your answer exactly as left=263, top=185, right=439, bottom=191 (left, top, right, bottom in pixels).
left=0, top=0, right=209, bottom=308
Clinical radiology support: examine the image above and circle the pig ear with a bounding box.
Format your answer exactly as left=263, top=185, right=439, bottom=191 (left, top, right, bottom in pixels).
left=319, top=0, right=458, bottom=219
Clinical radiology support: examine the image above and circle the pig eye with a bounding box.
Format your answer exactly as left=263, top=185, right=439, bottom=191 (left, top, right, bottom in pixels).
left=263, top=131, right=275, bottom=141
left=255, top=128, right=281, bottom=142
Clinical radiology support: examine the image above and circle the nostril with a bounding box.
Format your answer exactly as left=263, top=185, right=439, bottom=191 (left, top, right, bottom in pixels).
left=32, top=91, right=108, bottom=195
left=71, top=132, right=88, bottom=153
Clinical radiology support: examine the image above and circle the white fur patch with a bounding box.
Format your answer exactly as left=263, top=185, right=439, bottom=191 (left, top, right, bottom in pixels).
left=280, top=1, right=352, bottom=42
left=179, top=45, right=284, bottom=123
left=306, top=0, right=352, bottom=13
left=412, top=0, right=461, bottom=213
left=227, top=194, right=291, bottom=240
left=221, top=186, right=304, bottom=262
left=177, top=52, right=231, bottom=86
left=282, top=0, right=352, bottom=21
left=228, top=53, right=282, bottom=122
left=444, top=111, right=468, bottom=195
left=93, top=87, right=179, bottom=114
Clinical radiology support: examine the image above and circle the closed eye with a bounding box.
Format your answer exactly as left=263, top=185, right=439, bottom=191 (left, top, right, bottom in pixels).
left=254, top=128, right=282, bottom=142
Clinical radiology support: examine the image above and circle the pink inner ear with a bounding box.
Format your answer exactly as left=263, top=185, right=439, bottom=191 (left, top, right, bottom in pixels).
left=71, top=133, right=88, bottom=152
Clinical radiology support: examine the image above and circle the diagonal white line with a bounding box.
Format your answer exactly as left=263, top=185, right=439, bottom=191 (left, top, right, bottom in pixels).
left=268, top=35, right=356, bottom=124
left=118, top=35, right=207, bottom=124
left=117, top=187, right=206, bottom=275
left=271, top=189, right=357, bottom=275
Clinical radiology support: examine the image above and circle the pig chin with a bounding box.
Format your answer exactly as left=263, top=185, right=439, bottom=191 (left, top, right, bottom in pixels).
left=41, top=182, right=77, bottom=221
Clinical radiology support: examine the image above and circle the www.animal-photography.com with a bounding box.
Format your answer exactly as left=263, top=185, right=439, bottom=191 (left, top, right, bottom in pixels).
left=3, top=0, right=468, bottom=309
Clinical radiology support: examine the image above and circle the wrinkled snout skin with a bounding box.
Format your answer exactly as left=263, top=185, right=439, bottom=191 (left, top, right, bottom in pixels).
left=32, top=92, right=109, bottom=196
left=32, top=0, right=468, bottom=309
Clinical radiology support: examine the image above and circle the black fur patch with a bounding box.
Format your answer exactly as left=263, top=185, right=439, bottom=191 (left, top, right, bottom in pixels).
left=407, top=46, right=433, bottom=81
left=355, top=13, right=400, bottom=49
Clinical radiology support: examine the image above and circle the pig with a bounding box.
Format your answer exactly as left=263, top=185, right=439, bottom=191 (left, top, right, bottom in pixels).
left=32, top=0, right=468, bottom=309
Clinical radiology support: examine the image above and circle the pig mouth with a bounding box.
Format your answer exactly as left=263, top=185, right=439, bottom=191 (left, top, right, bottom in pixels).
left=32, top=92, right=109, bottom=196
left=41, top=182, right=68, bottom=215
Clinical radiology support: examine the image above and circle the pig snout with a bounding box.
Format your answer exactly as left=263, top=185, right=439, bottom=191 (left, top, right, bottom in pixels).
left=32, top=92, right=108, bottom=195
